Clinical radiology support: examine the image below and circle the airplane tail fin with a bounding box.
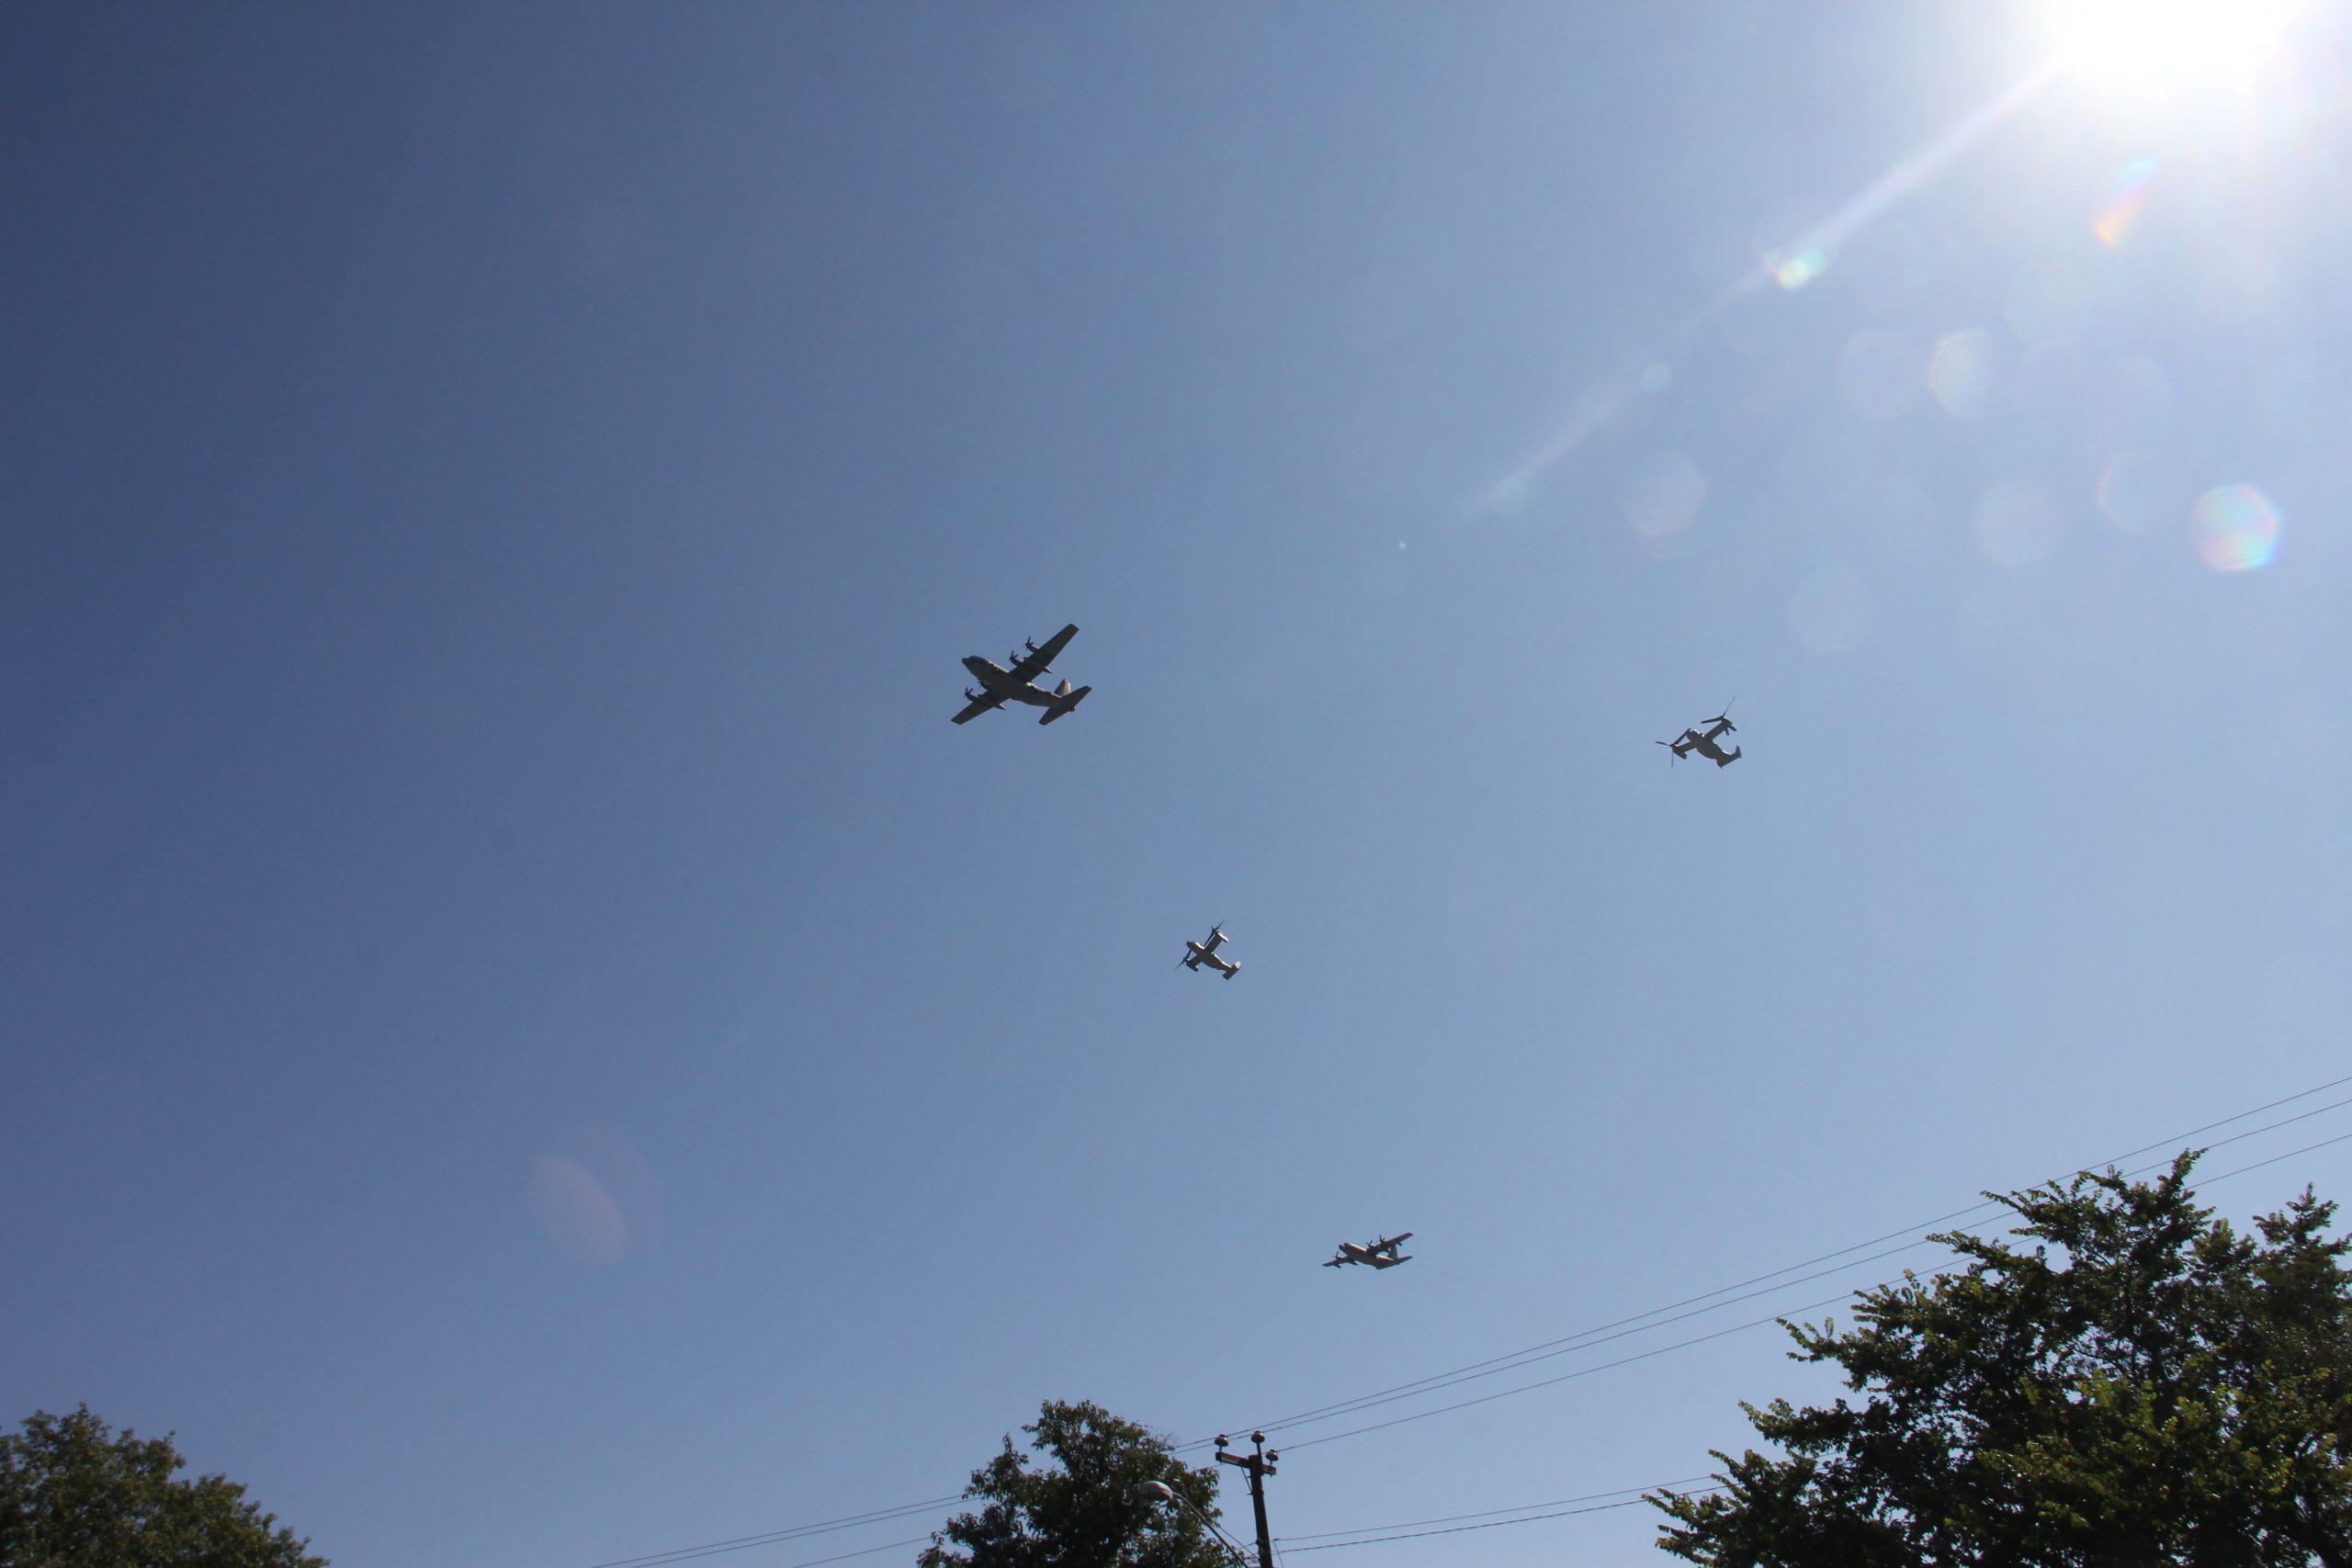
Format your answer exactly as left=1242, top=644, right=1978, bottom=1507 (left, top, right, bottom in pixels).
left=1717, top=748, right=1740, bottom=766
left=1038, top=683, right=1091, bottom=725
left=1223, top=964, right=1239, bottom=978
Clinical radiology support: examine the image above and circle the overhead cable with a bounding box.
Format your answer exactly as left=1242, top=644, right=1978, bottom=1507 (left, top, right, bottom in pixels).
left=583, top=1503, right=957, bottom=1568
left=1281, top=1116, right=2352, bottom=1455
left=1282, top=1290, right=1857, bottom=1451
left=1195, top=1069, right=2352, bottom=1449
left=589, top=1071, right=2352, bottom=1566
left=1278, top=1475, right=1716, bottom=1542
left=1281, top=1487, right=1726, bottom=1551
left=596, top=1533, right=939, bottom=1568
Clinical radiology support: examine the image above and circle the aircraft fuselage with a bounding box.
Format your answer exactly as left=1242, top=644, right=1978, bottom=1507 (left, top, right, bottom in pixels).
left=963, top=656, right=1058, bottom=707
left=1327, top=1235, right=1411, bottom=1269
left=954, top=625, right=1091, bottom=725
left=1668, top=718, right=1739, bottom=766
left=1185, top=942, right=1239, bottom=976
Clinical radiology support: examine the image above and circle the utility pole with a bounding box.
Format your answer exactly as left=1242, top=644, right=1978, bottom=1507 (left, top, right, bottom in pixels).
left=1214, top=1432, right=1278, bottom=1568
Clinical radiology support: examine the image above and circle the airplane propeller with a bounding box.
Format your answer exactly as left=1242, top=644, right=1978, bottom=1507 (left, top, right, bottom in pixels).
left=1708, top=698, right=1737, bottom=731
left=1656, top=739, right=1679, bottom=764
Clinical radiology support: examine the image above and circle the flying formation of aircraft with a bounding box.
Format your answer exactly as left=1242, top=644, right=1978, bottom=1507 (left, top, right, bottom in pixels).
left=1178, top=923, right=1240, bottom=979
left=951, top=623, right=1092, bottom=726
left=1657, top=702, right=1740, bottom=767
left=1324, top=1232, right=1412, bottom=1269
left=955, top=626, right=1755, bottom=1269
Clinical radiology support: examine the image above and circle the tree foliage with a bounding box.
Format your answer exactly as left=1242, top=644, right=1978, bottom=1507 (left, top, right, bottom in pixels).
left=921, top=1399, right=1234, bottom=1568
left=1652, top=1154, right=2352, bottom=1566
left=0, top=1405, right=325, bottom=1568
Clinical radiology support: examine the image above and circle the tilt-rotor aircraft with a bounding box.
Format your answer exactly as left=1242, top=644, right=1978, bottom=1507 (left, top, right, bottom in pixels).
left=1179, top=923, right=1240, bottom=979
left=952, top=623, right=1091, bottom=726
left=1325, top=1233, right=1412, bottom=1269
left=1658, top=702, right=1740, bottom=767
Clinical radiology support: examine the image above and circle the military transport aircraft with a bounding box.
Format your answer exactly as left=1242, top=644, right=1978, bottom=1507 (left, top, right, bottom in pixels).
left=1658, top=702, right=1740, bottom=767
left=1325, top=1233, right=1412, bottom=1269
left=952, top=623, right=1091, bottom=726
left=1178, top=923, right=1241, bottom=979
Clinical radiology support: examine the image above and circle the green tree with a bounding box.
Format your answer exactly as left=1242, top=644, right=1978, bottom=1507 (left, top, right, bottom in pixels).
left=922, top=1399, right=1236, bottom=1568
left=0, top=1405, right=325, bottom=1568
left=1652, top=1154, right=2352, bottom=1566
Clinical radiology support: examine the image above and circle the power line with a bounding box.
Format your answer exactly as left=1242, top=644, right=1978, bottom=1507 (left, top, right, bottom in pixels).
left=2178, top=1093, right=2352, bottom=1161
left=596, top=1533, right=940, bottom=1568
left=1278, top=1118, right=2352, bottom=1456
left=1257, top=1130, right=2352, bottom=1557
left=584, top=1072, right=2352, bottom=1567
left=1280, top=1487, right=1727, bottom=1551
left=1216, top=1237, right=1937, bottom=1444
left=583, top=1501, right=960, bottom=1568
left=1193, top=1070, right=2352, bottom=1449
left=1282, top=1290, right=1858, bottom=1451
left=2199, top=1127, right=2352, bottom=1185
left=1278, top=1476, right=1716, bottom=1541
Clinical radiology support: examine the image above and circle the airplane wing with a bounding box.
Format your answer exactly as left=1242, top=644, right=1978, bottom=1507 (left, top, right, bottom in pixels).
left=951, top=692, right=1005, bottom=725
left=1374, top=1232, right=1413, bottom=1253
left=1009, top=623, right=1079, bottom=682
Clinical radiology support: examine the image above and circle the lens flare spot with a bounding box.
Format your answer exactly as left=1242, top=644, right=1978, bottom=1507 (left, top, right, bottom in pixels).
left=2192, top=483, right=2280, bottom=570
left=2095, top=157, right=2159, bottom=244
left=528, top=1156, right=627, bottom=1265
left=1787, top=567, right=1874, bottom=655
left=2098, top=448, right=2187, bottom=533
left=1973, top=479, right=2064, bottom=567
left=1620, top=451, right=1706, bottom=540
left=1768, top=246, right=1829, bottom=290
left=1929, top=331, right=2005, bottom=418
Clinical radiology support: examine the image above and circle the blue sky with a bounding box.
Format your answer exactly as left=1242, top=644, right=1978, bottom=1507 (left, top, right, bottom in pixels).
left=6, top=4, right=2352, bottom=1565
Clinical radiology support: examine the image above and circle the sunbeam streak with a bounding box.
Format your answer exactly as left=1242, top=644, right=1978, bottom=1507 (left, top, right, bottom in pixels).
left=1476, top=58, right=2064, bottom=519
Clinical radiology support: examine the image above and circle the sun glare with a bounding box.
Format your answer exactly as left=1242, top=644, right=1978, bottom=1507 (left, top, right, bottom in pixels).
left=2043, top=0, right=2303, bottom=100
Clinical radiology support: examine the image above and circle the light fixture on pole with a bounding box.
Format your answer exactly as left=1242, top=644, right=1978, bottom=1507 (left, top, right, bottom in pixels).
left=1136, top=1480, right=1255, bottom=1568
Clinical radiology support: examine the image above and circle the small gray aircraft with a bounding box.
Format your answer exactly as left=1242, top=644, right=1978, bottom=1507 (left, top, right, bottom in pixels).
left=1658, top=703, right=1740, bottom=767
left=1179, top=923, right=1240, bottom=979
left=953, top=623, right=1091, bottom=726
left=1325, top=1233, right=1412, bottom=1269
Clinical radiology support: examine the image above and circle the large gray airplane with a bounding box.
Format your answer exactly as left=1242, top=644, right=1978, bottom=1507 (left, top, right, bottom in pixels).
left=952, top=623, right=1091, bottom=726
left=1325, top=1232, right=1412, bottom=1269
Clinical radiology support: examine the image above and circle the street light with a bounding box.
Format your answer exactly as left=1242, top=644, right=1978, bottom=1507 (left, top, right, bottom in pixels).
left=1136, top=1481, right=1254, bottom=1568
